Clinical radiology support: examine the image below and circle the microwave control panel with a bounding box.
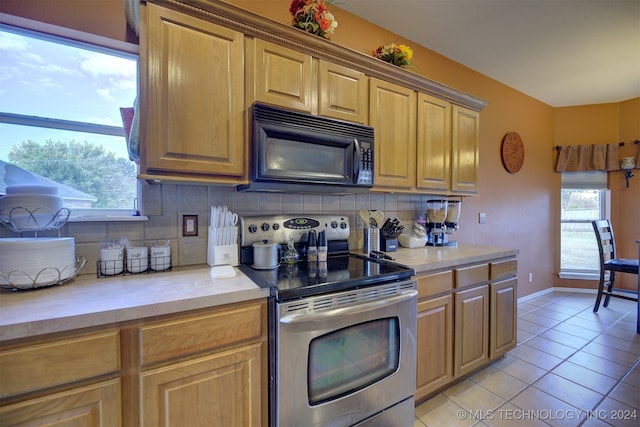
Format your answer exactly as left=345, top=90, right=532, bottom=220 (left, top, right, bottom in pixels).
left=356, top=141, right=373, bottom=186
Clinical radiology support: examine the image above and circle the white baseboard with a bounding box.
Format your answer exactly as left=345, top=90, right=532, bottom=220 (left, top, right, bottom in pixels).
left=517, top=286, right=597, bottom=303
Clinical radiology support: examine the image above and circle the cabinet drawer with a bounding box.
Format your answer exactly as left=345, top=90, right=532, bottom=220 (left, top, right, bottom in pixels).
left=0, top=330, right=120, bottom=398
left=417, top=270, right=453, bottom=299
left=490, top=258, right=517, bottom=281
left=455, top=263, right=489, bottom=288
left=141, top=301, right=264, bottom=366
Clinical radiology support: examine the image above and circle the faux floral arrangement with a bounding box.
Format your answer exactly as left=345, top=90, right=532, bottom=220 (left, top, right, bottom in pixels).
left=372, top=43, right=414, bottom=68
left=289, top=0, right=338, bottom=39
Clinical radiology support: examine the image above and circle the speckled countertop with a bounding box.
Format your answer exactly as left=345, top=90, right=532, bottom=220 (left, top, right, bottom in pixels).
left=0, top=266, right=268, bottom=342
left=0, top=243, right=517, bottom=342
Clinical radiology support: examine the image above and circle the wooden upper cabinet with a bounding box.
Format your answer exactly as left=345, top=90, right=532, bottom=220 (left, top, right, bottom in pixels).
left=416, top=93, right=452, bottom=192
left=142, top=3, right=246, bottom=181
left=318, top=61, right=368, bottom=124
left=251, top=40, right=368, bottom=123
left=451, top=105, right=480, bottom=194
left=252, top=39, right=315, bottom=113
left=369, top=78, right=417, bottom=189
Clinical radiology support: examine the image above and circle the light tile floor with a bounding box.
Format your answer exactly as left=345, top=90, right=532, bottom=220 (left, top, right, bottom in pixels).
left=414, top=291, right=640, bottom=427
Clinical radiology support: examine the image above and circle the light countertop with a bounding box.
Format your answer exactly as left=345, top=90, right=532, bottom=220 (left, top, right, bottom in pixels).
left=388, top=243, right=519, bottom=274
left=0, top=266, right=268, bottom=342
left=0, top=243, right=517, bottom=342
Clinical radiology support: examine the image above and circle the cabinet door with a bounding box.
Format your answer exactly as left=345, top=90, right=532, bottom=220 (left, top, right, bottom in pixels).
left=141, top=343, right=263, bottom=427
left=0, top=379, right=121, bottom=427
left=369, top=78, right=416, bottom=189
left=143, top=3, right=245, bottom=180
left=490, top=278, right=517, bottom=359
left=253, top=39, right=314, bottom=113
left=451, top=105, right=480, bottom=194
left=416, top=93, right=451, bottom=192
left=318, top=61, right=368, bottom=124
left=416, top=294, right=453, bottom=401
left=454, top=285, right=489, bottom=377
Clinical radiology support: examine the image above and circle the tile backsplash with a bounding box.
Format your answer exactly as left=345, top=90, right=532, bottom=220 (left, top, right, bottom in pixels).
left=1, top=181, right=434, bottom=276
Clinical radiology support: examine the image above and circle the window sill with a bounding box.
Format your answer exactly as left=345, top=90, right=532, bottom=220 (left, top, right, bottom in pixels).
left=558, top=272, right=600, bottom=280
left=68, top=215, right=148, bottom=223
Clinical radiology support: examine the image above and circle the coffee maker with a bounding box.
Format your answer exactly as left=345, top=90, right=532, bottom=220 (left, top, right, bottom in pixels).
left=425, top=200, right=447, bottom=246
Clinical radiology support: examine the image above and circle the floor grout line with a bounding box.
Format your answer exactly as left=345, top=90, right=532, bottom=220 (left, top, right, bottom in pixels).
left=415, top=291, right=639, bottom=427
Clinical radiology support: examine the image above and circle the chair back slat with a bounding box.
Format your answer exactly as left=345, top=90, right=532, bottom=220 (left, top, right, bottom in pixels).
left=591, top=219, right=617, bottom=264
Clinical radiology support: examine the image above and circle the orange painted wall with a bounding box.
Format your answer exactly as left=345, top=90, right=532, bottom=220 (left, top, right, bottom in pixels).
left=554, top=100, right=640, bottom=290
left=2, top=0, right=637, bottom=297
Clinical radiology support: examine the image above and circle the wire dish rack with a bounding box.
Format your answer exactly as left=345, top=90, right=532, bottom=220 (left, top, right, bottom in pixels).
left=0, top=257, right=87, bottom=291
left=96, top=255, right=172, bottom=278
left=0, top=207, right=71, bottom=235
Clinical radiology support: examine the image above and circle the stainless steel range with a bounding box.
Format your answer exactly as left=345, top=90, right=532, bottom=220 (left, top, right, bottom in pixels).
left=238, top=215, right=417, bottom=427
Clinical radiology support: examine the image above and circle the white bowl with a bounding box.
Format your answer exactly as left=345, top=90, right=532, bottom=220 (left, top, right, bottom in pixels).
left=398, top=233, right=427, bottom=248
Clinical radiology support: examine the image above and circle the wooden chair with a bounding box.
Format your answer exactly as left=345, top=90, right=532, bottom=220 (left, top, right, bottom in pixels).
left=591, top=220, right=639, bottom=313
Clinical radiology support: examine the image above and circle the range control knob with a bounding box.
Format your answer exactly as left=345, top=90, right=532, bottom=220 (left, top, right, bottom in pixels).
left=248, top=224, right=258, bottom=233
left=272, top=223, right=280, bottom=231
left=340, top=222, right=348, bottom=229
left=261, top=223, right=270, bottom=232
left=330, top=221, right=338, bottom=228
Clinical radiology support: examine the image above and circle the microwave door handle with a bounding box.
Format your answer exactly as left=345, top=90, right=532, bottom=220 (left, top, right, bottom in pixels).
left=353, top=138, right=361, bottom=180
left=279, top=290, right=417, bottom=325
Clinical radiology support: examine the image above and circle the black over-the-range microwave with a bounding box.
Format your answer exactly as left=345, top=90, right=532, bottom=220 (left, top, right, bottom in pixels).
left=237, top=103, right=374, bottom=193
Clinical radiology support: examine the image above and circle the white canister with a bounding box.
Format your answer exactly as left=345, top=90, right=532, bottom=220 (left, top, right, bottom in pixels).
left=100, top=247, right=124, bottom=275
left=127, top=246, right=148, bottom=273
left=150, top=243, right=171, bottom=271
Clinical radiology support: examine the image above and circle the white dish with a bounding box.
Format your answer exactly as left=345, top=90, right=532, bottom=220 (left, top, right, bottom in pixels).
left=6, top=185, right=58, bottom=196
left=0, top=238, right=76, bottom=288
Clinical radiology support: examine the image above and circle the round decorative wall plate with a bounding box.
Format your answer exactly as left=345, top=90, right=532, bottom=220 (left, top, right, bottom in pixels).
left=501, top=132, right=525, bottom=173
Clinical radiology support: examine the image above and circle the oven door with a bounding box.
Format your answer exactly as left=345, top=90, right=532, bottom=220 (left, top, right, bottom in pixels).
left=276, top=280, right=417, bottom=427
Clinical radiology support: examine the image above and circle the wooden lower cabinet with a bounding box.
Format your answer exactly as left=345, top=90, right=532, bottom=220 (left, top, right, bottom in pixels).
left=416, top=294, right=453, bottom=401
left=141, top=343, right=262, bottom=427
left=454, top=285, right=490, bottom=377
left=414, top=257, right=517, bottom=404
left=135, top=300, right=267, bottom=427
left=0, top=379, right=121, bottom=427
left=0, top=300, right=267, bottom=427
left=490, top=278, right=517, bottom=358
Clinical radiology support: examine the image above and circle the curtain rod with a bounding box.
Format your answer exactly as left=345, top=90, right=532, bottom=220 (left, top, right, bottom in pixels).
left=555, top=140, right=639, bottom=151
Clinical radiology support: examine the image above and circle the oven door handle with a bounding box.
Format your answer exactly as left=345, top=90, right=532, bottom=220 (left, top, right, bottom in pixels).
left=279, top=290, right=417, bottom=324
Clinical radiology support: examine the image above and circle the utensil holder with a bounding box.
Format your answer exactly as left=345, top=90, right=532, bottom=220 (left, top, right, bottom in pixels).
left=364, top=228, right=379, bottom=254
left=380, top=237, right=398, bottom=252
left=207, top=226, right=238, bottom=266
left=207, top=244, right=238, bottom=266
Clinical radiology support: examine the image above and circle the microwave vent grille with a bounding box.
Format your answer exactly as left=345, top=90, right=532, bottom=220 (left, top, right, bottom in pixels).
left=253, top=103, right=374, bottom=140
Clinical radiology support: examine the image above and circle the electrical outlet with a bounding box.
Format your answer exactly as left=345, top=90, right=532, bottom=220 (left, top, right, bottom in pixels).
left=529, top=272, right=533, bottom=282
left=183, top=215, right=198, bottom=237
left=479, top=212, right=487, bottom=224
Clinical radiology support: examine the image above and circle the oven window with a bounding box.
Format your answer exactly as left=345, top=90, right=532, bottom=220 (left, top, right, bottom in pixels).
left=307, top=317, right=399, bottom=405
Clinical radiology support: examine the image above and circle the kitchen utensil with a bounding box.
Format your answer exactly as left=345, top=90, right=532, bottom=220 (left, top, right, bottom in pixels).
left=358, top=209, right=370, bottom=226
left=370, top=210, right=384, bottom=229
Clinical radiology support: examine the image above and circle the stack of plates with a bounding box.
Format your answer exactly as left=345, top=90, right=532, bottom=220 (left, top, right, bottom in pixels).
left=0, top=185, right=64, bottom=230
left=0, top=238, right=77, bottom=289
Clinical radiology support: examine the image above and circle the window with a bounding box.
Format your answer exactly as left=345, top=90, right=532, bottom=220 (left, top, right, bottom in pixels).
left=559, top=172, right=609, bottom=278
left=0, top=22, right=139, bottom=218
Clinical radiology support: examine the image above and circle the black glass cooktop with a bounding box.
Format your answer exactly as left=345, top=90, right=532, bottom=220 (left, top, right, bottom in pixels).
left=238, top=254, right=414, bottom=301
